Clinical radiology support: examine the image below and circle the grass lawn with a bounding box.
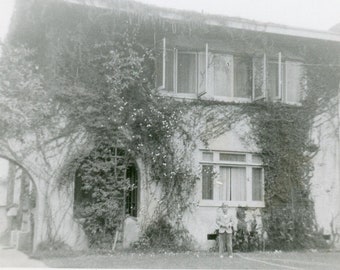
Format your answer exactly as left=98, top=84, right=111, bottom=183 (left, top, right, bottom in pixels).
left=37, top=249, right=340, bottom=269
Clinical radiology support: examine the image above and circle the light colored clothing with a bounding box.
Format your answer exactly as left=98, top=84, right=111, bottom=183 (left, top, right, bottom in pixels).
left=219, top=232, right=232, bottom=256
left=216, top=208, right=236, bottom=256
left=216, top=209, right=236, bottom=233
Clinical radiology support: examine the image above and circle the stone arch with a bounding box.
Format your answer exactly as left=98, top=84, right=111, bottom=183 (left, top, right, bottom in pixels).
left=0, top=155, right=38, bottom=252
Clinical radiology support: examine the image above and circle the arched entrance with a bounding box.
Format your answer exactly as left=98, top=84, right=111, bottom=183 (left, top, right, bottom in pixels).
left=0, top=157, right=37, bottom=252
left=72, top=145, right=140, bottom=247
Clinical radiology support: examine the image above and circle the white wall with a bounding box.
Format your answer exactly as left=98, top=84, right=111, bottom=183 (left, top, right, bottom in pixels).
left=0, top=176, right=8, bottom=235
left=311, top=112, right=340, bottom=236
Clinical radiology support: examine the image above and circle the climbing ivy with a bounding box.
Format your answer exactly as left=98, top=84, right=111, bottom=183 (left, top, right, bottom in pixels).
left=5, top=0, right=340, bottom=251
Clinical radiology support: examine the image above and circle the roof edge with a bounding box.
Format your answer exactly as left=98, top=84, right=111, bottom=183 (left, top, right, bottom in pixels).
left=65, top=0, right=340, bottom=43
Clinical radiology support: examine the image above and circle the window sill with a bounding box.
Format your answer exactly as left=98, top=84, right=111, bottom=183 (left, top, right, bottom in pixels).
left=199, top=200, right=265, bottom=208
left=158, top=89, right=252, bottom=103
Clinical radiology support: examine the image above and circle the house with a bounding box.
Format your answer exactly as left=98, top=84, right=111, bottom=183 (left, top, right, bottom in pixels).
left=1, top=0, right=340, bottom=251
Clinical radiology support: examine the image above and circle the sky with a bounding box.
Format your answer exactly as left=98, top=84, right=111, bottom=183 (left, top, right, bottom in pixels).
left=136, top=0, right=340, bottom=31
left=1, top=0, right=340, bottom=41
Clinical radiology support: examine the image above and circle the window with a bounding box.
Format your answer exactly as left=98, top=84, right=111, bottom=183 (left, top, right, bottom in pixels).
left=202, top=165, right=214, bottom=200
left=285, top=61, right=304, bottom=103
left=234, top=56, right=252, bottom=98
left=209, top=54, right=233, bottom=97
left=218, top=167, right=247, bottom=201
left=252, top=55, right=266, bottom=100
left=201, top=151, right=264, bottom=206
left=267, top=59, right=284, bottom=100
left=156, top=39, right=305, bottom=104
left=156, top=38, right=251, bottom=100
left=177, top=52, right=197, bottom=93
left=252, top=168, right=263, bottom=201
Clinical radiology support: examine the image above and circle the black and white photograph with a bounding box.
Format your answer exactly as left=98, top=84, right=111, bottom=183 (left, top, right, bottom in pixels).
left=0, top=0, right=340, bottom=269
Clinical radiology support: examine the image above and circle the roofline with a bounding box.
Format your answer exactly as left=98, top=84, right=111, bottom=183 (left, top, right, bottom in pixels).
left=65, top=0, right=340, bottom=43
left=204, top=18, right=340, bottom=42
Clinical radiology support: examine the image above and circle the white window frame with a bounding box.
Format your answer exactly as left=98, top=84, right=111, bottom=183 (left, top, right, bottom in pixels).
left=157, top=39, right=252, bottom=102
left=199, top=150, right=265, bottom=208
left=283, top=60, right=304, bottom=105
left=175, top=50, right=198, bottom=96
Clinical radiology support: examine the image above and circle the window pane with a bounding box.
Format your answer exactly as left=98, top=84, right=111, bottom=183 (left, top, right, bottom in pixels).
left=165, top=50, right=174, bottom=91
left=286, top=61, right=302, bottom=103
left=202, top=152, right=213, bottom=162
left=202, top=165, right=213, bottom=200
left=213, top=54, right=233, bottom=96
left=234, top=56, right=252, bottom=98
left=252, top=168, right=263, bottom=201
left=178, top=53, right=197, bottom=94
left=155, top=50, right=174, bottom=91
left=198, top=52, right=207, bottom=94
left=253, top=56, right=265, bottom=99
left=267, top=61, right=279, bottom=99
left=230, top=167, right=246, bottom=201
left=220, top=153, right=246, bottom=162
left=156, top=52, right=163, bottom=89
left=219, top=167, right=230, bottom=201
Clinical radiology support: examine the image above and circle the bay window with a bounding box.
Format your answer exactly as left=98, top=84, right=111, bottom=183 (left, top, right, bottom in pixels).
left=201, top=151, right=264, bottom=207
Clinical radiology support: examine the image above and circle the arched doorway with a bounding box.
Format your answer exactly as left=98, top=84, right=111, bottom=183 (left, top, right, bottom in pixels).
left=73, top=150, right=139, bottom=218
left=72, top=145, right=139, bottom=247
left=0, top=157, right=37, bottom=251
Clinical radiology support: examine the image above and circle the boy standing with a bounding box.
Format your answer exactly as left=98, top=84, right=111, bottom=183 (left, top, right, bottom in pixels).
left=216, top=203, right=236, bottom=258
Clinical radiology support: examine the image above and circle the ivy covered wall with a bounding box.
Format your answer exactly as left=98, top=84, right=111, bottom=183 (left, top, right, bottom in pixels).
left=2, top=0, right=340, bottom=250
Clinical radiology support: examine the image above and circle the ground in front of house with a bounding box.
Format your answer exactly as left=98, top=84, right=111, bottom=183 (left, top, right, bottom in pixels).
left=35, top=249, right=340, bottom=269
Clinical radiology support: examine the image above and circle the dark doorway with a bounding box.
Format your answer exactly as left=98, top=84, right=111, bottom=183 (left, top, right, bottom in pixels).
left=125, top=164, right=138, bottom=217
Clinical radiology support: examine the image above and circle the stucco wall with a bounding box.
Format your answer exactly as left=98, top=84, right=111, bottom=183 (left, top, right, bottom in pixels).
left=311, top=112, right=340, bottom=236
left=0, top=176, right=8, bottom=235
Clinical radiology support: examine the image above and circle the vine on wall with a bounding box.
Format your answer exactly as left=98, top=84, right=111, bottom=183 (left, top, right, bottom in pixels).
left=5, top=0, right=340, bottom=251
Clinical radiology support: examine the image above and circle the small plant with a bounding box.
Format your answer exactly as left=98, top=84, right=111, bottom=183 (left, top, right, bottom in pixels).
left=132, top=217, right=192, bottom=252
left=32, top=240, right=77, bottom=259
left=233, top=208, right=260, bottom=252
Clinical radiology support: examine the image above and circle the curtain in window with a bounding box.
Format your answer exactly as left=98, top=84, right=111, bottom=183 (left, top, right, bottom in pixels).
left=202, top=165, right=213, bottom=200
left=178, top=53, right=197, bottom=93
left=219, top=167, right=246, bottom=201
left=231, top=167, right=246, bottom=201
left=285, top=61, right=302, bottom=102
left=212, top=54, right=233, bottom=97
left=218, top=167, right=229, bottom=200
left=252, top=168, right=263, bottom=201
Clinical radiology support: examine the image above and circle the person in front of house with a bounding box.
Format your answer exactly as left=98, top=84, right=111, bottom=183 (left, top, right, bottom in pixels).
left=216, top=203, right=236, bottom=258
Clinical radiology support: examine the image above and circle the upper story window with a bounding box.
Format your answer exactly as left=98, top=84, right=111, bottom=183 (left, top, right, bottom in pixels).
left=253, top=53, right=305, bottom=104
left=156, top=38, right=305, bottom=104
left=156, top=39, right=252, bottom=101
left=200, top=150, right=264, bottom=207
